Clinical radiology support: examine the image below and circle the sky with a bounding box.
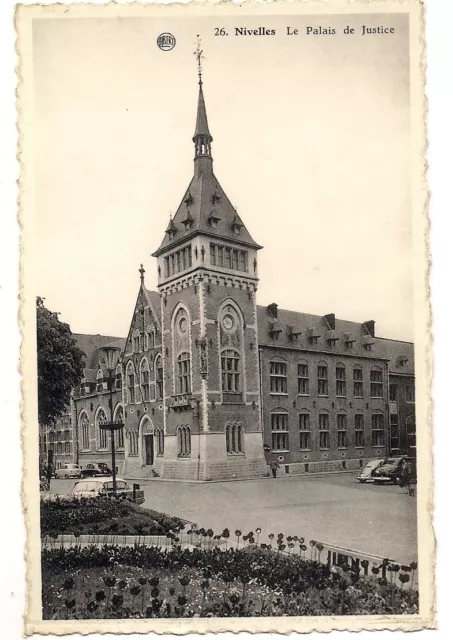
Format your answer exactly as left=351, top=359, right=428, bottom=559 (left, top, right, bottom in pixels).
left=32, top=13, right=412, bottom=341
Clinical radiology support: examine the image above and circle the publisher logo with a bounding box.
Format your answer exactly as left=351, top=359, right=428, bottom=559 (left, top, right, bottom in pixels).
left=157, top=33, right=176, bottom=51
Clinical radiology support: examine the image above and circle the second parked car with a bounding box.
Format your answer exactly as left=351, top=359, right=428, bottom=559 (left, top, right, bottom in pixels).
left=355, top=459, right=385, bottom=483
left=81, top=463, right=112, bottom=478
left=54, top=463, right=83, bottom=479
left=372, top=457, right=417, bottom=485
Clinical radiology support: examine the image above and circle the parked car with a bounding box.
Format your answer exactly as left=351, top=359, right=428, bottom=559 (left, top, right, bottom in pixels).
left=372, top=456, right=417, bottom=485
left=71, top=477, right=145, bottom=504
left=81, top=462, right=112, bottom=478
left=54, top=463, right=83, bottom=479
left=355, top=459, right=385, bottom=483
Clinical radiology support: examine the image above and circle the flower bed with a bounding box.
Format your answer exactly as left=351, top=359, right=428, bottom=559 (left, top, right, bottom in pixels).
left=41, top=544, right=418, bottom=618
left=40, top=496, right=186, bottom=537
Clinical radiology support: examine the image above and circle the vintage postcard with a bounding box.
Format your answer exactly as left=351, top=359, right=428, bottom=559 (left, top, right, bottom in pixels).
left=17, top=0, right=432, bottom=634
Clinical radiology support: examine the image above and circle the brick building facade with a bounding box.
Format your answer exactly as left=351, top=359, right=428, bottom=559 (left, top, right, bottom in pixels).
left=42, top=75, right=416, bottom=481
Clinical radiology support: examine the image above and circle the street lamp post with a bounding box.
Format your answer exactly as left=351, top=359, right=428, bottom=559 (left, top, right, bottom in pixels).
left=99, top=345, right=124, bottom=495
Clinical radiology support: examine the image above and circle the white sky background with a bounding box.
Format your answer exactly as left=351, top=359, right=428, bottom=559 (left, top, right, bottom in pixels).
left=33, top=14, right=411, bottom=340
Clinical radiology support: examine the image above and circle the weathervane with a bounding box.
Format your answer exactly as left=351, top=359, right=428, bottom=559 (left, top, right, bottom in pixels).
left=193, top=34, right=204, bottom=84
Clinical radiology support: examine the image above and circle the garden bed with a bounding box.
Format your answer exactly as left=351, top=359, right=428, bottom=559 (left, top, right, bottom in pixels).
left=41, top=544, right=418, bottom=618
left=40, top=496, right=186, bottom=537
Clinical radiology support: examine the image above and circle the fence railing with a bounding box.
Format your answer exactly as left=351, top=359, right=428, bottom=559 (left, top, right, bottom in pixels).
left=41, top=531, right=417, bottom=588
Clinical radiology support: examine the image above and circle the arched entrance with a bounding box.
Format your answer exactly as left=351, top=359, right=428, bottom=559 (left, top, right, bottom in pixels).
left=139, top=415, right=154, bottom=466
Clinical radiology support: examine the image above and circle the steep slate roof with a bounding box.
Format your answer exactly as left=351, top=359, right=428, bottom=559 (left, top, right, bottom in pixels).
left=144, top=288, right=161, bottom=326
left=73, top=334, right=125, bottom=370
left=257, top=305, right=414, bottom=375
left=153, top=82, right=261, bottom=256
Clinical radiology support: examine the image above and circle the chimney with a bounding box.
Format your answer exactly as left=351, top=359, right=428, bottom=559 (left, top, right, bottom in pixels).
left=267, top=303, right=278, bottom=319
left=363, top=320, right=375, bottom=337
left=323, top=313, right=336, bottom=330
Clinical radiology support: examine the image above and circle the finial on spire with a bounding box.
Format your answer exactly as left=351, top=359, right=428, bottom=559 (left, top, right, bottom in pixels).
left=194, top=34, right=204, bottom=85
left=139, top=264, right=145, bottom=283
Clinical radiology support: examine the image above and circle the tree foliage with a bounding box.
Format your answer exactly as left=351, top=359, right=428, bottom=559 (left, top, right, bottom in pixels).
left=36, top=297, right=85, bottom=426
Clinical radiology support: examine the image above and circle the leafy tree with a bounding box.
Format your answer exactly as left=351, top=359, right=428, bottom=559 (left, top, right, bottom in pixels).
left=36, top=297, right=85, bottom=426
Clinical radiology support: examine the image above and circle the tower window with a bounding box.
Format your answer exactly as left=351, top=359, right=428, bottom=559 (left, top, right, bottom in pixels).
left=221, top=349, right=241, bottom=392
left=209, top=243, right=248, bottom=272
left=177, top=352, right=191, bottom=395
left=165, top=246, right=192, bottom=277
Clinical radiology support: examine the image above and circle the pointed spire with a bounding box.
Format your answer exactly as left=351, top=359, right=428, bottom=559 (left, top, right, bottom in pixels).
left=192, top=36, right=213, bottom=163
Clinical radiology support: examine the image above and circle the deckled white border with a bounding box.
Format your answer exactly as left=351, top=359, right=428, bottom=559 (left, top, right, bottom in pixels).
left=12, top=0, right=435, bottom=636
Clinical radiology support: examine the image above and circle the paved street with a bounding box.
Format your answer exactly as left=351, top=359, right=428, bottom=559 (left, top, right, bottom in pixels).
left=49, top=472, right=417, bottom=564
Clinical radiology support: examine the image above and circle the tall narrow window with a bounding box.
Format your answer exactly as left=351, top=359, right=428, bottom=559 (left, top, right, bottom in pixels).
left=317, top=364, right=328, bottom=396
left=389, top=384, right=398, bottom=402
left=127, top=363, right=135, bottom=404
left=140, top=359, right=150, bottom=401
left=177, top=352, right=191, bottom=394
left=372, top=413, right=385, bottom=446
left=210, top=244, right=216, bottom=265
left=155, top=355, right=163, bottom=400
left=337, top=413, right=348, bottom=448
left=177, top=426, right=191, bottom=456
left=97, top=409, right=109, bottom=450
left=319, top=413, right=330, bottom=449
left=406, top=383, right=415, bottom=402
left=96, top=369, right=104, bottom=393
left=299, top=412, right=311, bottom=450
left=270, top=361, right=287, bottom=394
left=271, top=413, right=289, bottom=451
left=390, top=414, right=399, bottom=451
left=370, top=368, right=383, bottom=398
left=114, top=406, right=124, bottom=449
left=115, top=363, right=122, bottom=390
left=128, top=430, right=139, bottom=456
left=355, top=414, right=365, bottom=447
left=80, top=412, right=90, bottom=451
left=298, top=362, right=309, bottom=395
left=336, top=365, right=346, bottom=397
left=221, top=350, right=241, bottom=392
left=353, top=367, right=363, bottom=397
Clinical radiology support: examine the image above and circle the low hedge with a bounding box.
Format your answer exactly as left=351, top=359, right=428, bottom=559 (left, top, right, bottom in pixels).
left=40, top=496, right=186, bottom=537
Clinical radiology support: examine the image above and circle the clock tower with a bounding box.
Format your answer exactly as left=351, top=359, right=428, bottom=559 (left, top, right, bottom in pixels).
left=151, top=68, right=268, bottom=481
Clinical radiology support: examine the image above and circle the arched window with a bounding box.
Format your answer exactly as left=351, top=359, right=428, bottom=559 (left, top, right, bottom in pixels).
left=226, top=422, right=245, bottom=454
left=80, top=412, right=90, bottom=451
left=353, top=366, right=363, bottom=397
left=270, top=359, right=287, bottom=394
left=271, top=411, right=289, bottom=451
left=114, top=405, right=124, bottom=449
left=177, top=425, right=191, bottom=457
left=155, top=355, right=163, bottom=400
left=335, top=364, right=346, bottom=397
left=155, top=428, right=164, bottom=456
left=317, top=362, right=328, bottom=396
left=140, top=358, right=150, bottom=401
left=126, top=361, right=135, bottom=404
left=132, top=329, right=141, bottom=353
left=177, top=352, right=191, bottom=394
left=221, top=349, right=241, bottom=392
left=96, top=369, right=104, bottom=393
left=115, top=363, right=122, bottom=390
left=128, top=430, right=139, bottom=456
left=96, top=408, right=109, bottom=450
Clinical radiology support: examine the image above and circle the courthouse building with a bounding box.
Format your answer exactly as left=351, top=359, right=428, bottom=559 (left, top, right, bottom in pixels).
left=42, top=75, right=416, bottom=480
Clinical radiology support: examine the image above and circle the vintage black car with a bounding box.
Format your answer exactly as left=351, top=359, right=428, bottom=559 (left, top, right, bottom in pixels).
left=372, top=456, right=417, bottom=485
left=80, top=462, right=112, bottom=478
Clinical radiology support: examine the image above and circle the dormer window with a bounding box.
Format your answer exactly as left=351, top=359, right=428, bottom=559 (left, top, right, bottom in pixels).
left=208, top=213, right=221, bottom=229
left=362, top=335, right=375, bottom=351
left=327, top=330, right=339, bottom=346
left=269, top=321, right=284, bottom=339
left=231, top=214, right=243, bottom=235
left=182, top=210, right=194, bottom=231
left=184, top=192, right=193, bottom=207
left=211, top=189, right=221, bottom=205
left=307, top=327, right=321, bottom=345
left=166, top=218, right=177, bottom=240
left=397, top=355, right=409, bottom=367
left=288, top=325, right=303, bottom=341
left=344, top=332, right=356, bottom=348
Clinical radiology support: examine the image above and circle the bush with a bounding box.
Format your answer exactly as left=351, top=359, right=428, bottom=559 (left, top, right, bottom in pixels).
left=40, top=496, right=186, bottom=537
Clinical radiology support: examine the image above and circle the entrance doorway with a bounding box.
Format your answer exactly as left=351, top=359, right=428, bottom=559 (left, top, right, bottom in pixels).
left=144, top=434, right=154, bottom=466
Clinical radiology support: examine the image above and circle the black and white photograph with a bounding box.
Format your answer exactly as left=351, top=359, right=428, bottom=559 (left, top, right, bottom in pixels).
left=16, top=1, right=432, bottom=634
